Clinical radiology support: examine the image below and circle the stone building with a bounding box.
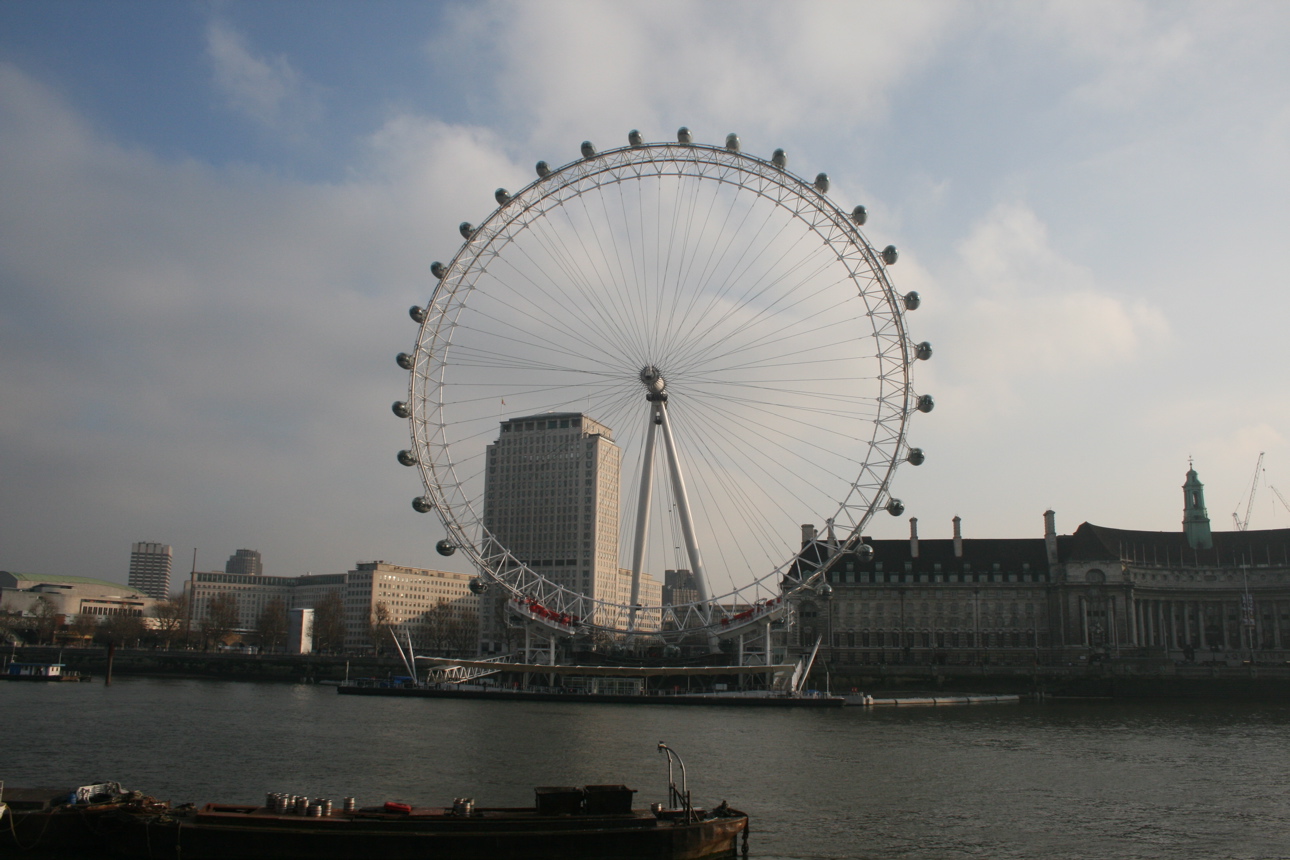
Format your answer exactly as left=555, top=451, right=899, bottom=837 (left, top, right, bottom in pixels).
left=477, top=412, right=663, bottom=648
left=483, top=413, right=623, bottom=617
left=797, top=466, right=1290, bottom=666
left=184, top=561, right=478, bottom=654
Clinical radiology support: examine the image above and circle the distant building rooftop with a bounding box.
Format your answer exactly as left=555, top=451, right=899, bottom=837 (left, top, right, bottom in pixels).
left=0, top=571, right=148, bottom=598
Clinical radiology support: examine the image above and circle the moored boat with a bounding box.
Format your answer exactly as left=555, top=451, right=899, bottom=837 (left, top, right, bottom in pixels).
left=2, top=661, right=90, bottom=681
left=2, top=746, right=748, bottom=860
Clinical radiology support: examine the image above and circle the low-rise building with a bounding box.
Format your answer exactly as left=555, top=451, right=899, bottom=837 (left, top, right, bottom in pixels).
left=0, top=572, right=153, bottom=621
left=183, top=561, right=479, bottom=655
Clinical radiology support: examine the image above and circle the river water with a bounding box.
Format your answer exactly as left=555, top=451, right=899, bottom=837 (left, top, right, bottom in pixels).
left=5, top=679, right=1290, bottom=859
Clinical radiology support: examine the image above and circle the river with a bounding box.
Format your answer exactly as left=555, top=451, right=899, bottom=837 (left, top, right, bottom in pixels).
left=5, top=678, right=1290, bottom=859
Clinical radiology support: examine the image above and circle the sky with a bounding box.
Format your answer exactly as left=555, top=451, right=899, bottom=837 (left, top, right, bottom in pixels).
left=2, top=0, right=1289, bottom=589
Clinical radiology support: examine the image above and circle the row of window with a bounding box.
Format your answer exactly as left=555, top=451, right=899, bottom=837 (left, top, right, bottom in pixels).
left=830, top=631, right=1051, bottom=648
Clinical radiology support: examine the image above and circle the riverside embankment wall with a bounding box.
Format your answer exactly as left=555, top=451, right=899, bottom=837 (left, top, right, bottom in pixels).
left=12, top=646, right=1290, bottom=701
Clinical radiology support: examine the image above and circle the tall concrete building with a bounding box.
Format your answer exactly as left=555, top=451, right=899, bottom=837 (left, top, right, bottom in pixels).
left=483, top=413, right=622, bottom=624
left=128, top=542, right=173, bottom=599
left=225, top=548, right=263, bottom=576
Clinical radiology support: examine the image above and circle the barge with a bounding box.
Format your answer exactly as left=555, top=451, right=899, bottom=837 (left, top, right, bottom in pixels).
left=1, top=746, right=748, bottom=860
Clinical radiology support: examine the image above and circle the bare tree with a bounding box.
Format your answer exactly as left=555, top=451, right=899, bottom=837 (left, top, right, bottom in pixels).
left=421, top=599, right=479, bottom=658
left=31, top=595, right=60, bottom=644
left=96, top=612, right=145, bottom=647
left=368, top=601, right=394, bottom=654
left=203, top=593, right=240, bottom=649
left=254, top=597, right=288, bottom=653
left=152, top=595, right=189, bottom=648
left=311, top=591, right=346, bottom=654
left=69, top=612, right=99, bottom=644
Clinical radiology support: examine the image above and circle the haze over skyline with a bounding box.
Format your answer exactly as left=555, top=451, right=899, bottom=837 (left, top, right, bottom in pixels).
left=2, top=1, right=1288, bottom=587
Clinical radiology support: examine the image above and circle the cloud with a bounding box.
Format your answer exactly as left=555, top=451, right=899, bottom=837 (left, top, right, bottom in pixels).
left=206, top=20, right=322, bottom=134
left=903, top=199, right=1176, bottom=438
left=934, top=202, right=1169, bottom=393
left=429, top=0, right=960, bottom=153
left=0, top=62, right=495, bottom=580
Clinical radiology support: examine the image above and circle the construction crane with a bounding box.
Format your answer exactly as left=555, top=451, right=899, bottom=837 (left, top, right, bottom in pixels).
left=1271, top=484, right=1290, bottom=517
left=1232, top=452, right=1265, bottom=531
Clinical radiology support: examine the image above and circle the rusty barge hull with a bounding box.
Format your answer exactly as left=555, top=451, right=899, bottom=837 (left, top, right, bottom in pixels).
left=4, top=803, right=748, bottom=860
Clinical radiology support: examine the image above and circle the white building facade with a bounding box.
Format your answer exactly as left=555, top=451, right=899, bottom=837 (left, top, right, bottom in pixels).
left=184, top=562, right=478, bottom=654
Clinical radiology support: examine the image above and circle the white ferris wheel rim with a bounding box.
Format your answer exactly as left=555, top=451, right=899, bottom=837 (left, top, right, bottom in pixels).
left=401, top=134, right=921, bottom=639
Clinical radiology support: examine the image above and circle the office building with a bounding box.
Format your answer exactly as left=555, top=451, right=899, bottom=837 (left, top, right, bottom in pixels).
left=225, top=549, right=263, bottom=577
left=483, top=413, right=623, bottom=622
left=128, top=542, right=173, bottom=600
left=184, top=561, right=478, bottom=655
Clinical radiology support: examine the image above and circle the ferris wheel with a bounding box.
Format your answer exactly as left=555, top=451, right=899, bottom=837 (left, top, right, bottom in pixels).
left=393, top=128, right=930, bottom=644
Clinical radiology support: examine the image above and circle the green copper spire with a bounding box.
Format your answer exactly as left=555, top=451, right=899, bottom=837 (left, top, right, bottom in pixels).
left=1182, top=461, right=1213, bottom=550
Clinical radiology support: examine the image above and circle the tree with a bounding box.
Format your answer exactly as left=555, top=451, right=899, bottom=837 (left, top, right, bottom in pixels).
left=96, top=612, right=145, bottom=647
left=421, top=598, right=479, bottom=658
left=203, top=593, right=240, bottom=649
left=152, top=595, right=189, bottom=648
left=368, top=601, right=394, bottom=654
left=31, top=595, right=60, bottom=644
left=311, top=591, right=346, bottom=654
left=69, top=612, right=99, bottom=643
left=254, top=597, right=288, bottom=652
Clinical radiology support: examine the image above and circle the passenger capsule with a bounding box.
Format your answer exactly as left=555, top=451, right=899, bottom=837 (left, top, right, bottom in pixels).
left=903, top=291, right=921, bottom=311
left=392, top=401, right=411, bottom=419
left=436, top=538, right=457, bottom=556
left=459, top=222, right=474, bottom=240
left=814, top=173, right=830, bottom=193
left=851, top=205, right=867, bottom=225
left=397, top=449, right=418, bottom=467
left=772, top=148, right=787, bottom=169
left=857, top=543, right=875, bottom=562
left=412, top=497, right=433, bottom=514
left=628, top=129, right=644, bottom=146
left=915, top=341, right=933, bottom=361
left=409, top=305, right=427, bottom=324
left=818, top=582, right=833, bottom=598
left=536, top=161, right=551, bottom=178
left=396, top=352, right=414, bottom=370
left=494, top=188, right=511, bottom=205
left=725, top=133, right=740, bottom=152
left=677, top=127, right=694, bottom=144
left=886, top=498, right=905, bottom=517
left=468, top=576, right=488, bottom=594
left=430, top=261, right=446, bottom=279
left=882, top=245, right=898, bottom=265
left=916, top=394, right=935, bottom=414
left=906, top=447, right=925, bottom=466
left=580, top=141, right=596, bottom=159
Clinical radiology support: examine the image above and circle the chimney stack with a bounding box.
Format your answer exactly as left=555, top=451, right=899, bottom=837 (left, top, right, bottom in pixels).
left=801, top=523, right=817, bottom=548
left=952, top=516, right=963, bottom=558
left=1044, top=509, right=1058, bottom=566
left=909, top=517, right=920, bottom=558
